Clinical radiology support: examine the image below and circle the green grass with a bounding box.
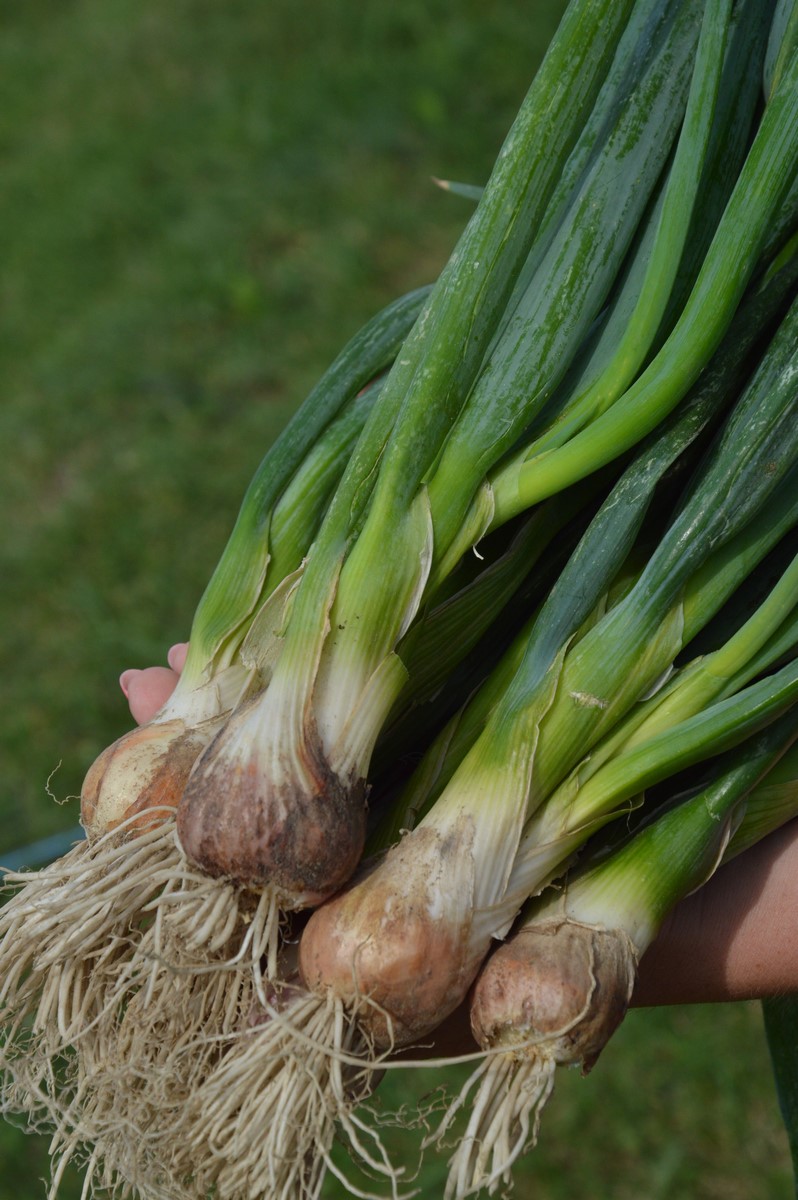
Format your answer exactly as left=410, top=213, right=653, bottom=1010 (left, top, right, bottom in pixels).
left=0, top=0, right=792, bottom=1196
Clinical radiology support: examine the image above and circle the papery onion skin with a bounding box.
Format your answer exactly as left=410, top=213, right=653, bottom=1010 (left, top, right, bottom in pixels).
left=177, top=717, right=368, bottom=903
left=81, top=718, right=222, bottom=837
left=299, top=822, right=486, bottom=1048
left=470, top=920, right=637, bottom=1071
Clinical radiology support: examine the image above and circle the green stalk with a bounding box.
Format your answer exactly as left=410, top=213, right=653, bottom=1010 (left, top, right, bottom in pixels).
left=496, top=0, right=684, bottom=338
left=298, top=282, right=798, bottom=1050
left=79, top=289, right=428, bottom=836
left=766, top=0, right=798, bottom=100
left=183, top=286, right=430, bottom=684
left=176, top=0, right=640, bottom=901
left=532, top=654, right=798, bottom=851
left=677, top=465, right=798, bottom=640
left=426, top=0, right=702, bottom=574
left=369, top=392, right=716, bottom=851
left=526, top=293, right=798, bottom=800
left=662, top=0, right=776, bottom=319
left=390, top=476, right=605, bottom=726
left=371, top=261, right=798, bottom=848
left=359, top=476, right=612, bottom=811
left=763, top=186, right=798, bottom=281
left=489, top=48, right=798, bottom=528
left=725, top=740, right=798, bottom=858
left=496, top=0, right=733, bottom=460
left=382, top=464, right=798, bottom=857
left=559, top=546, right=798, bottom=788
left=527, top=0, right=775, bottom=459
left=548, top=716, right=798, bottom=948
left=261, top=376, right=386, bottom=591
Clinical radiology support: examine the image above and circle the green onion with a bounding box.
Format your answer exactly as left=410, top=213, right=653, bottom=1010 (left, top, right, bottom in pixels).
left=79, top=287, right=428, bottom=837
left=4, top=4, right=798, bottom=1197
left=487, top=43, right=798, bottom=530
left=298, top=287, right=798, bottom=1051
left=175, top=0, right=709, bottom=916
left=493, top=0, right=733, bottom=460
left=439, top=713, right=798, bottom=1200
left=374, top=244, right=798, bottom=850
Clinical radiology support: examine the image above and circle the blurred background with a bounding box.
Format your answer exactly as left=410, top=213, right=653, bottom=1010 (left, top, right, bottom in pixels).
left=0, top=0, right=792, bottom=1195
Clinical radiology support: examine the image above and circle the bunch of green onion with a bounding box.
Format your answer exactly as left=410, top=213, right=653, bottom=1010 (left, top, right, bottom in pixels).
left=2, top=0, right=798, bottom=1197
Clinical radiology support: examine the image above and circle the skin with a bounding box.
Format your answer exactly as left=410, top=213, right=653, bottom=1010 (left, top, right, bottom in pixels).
left=633, top=821, right=798, bottom=1006
left=121, top=644, right=798, bottom=1049
left=119, top=641, right=188, bottom=724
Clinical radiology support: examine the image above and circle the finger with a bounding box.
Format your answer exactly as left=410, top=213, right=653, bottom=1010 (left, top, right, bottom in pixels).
left=120, top=666, right=180, bottom=725
left=167, top=642, right=189, bottom=673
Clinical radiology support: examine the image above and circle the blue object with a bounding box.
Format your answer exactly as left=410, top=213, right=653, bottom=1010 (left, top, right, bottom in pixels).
left=1, top=826, right=86, bottom=873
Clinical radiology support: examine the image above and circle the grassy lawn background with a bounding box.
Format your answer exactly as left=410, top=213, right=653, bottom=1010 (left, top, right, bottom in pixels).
left=0, top=0, right=792, bottom=1196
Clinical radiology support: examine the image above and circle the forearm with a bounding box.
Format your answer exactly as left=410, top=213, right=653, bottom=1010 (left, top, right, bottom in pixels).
left=633, top=817, right=798, bottom=1006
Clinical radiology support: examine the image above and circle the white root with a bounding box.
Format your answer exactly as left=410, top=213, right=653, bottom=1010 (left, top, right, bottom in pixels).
left=0, top=820, right=178, bottom=1035
left=65, top=971, right=255, bottom=1195
left=176, top=990, right=413, bottom=1200
left=0, top=818, right=181, bottom=1135
left=0, top=808, right=439, bottom=1200
left=0, top=810, right=292, bottom=1198
left=10, top=912, right=280, bottom=1199
left=139, top=868, right=286, bottom=998
left=430, top=1052, right=555, bottom=1200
